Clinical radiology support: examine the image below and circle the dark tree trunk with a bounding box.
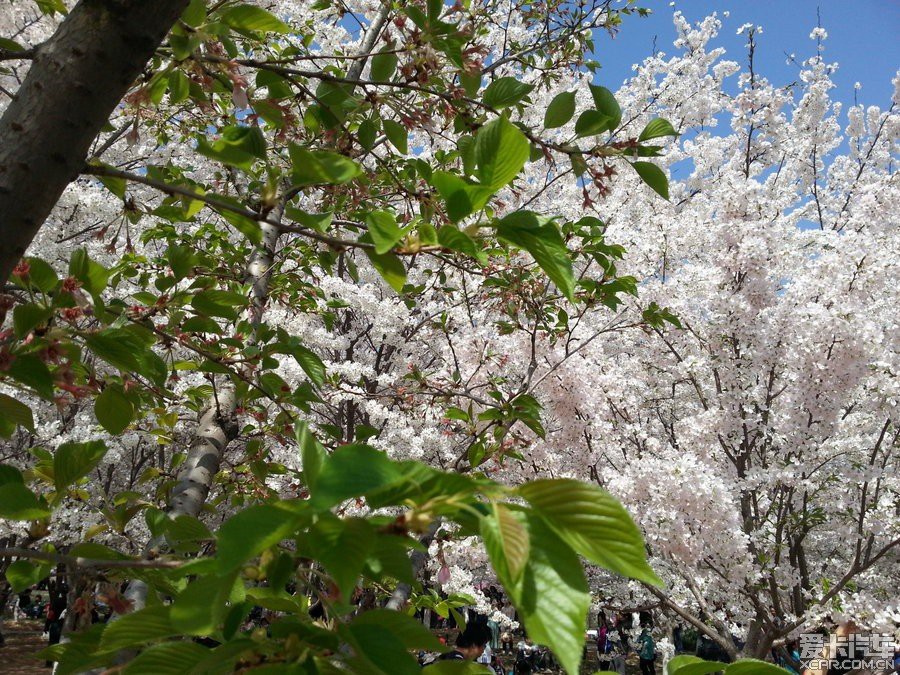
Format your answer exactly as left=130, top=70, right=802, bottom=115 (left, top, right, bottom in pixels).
left=0, top=0, right=188, bottom=281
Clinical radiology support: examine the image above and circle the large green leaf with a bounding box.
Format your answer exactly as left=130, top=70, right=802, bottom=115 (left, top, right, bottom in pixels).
left=474, top=117, right=530, bottom=189
left=13, top=257, right=59, bottom=293
left=54, top=440, right=108, bottom=493
left=6, top=557, right=53, bottom=592
left=196, top=125, right=266, bottom=170
left=310, top=444, right=403, bottom=509
left=574, top=110, right=612, bottom=138
left=220, top=4, right=290, bottom=34
left=95, top=385, right=134, bottom=436
left=366, top=210, right=404, bottom=254
left=305, top=516, right=375, bottom=598
left=495, top=211, right=575, bottom=302
left=123, top=641, right=210, bottom=674
left=480, top=503, right=530, bottom=583
left=346, top=622, right=422, bottom=675
left=667, top=655, right=731, bottom=675
left=437, top=227, right=486, bottom=263
left=99, top=605, right=177, bottom=652
left=191, top=289, right=248, bottom=321
left=726, top=660, right=792, bottom=675
left=482, top=77, right=534, bottom=109
left=638, top=118, right=678, bottom=142
left=170, top=572, right=238, bottom=635
left=588, top=84, right=621, bottom=130
left=632, top=161, right=669, bottom=200
left=69, top=248, right=109, bottom=296
left=364, top=249, right=407, bottom=293
left=289, top=146, right=361, bottom=185
left=543, top=91, right=576, bottom=129
left=429, top=171, right=494, bottom=222
left=295, top=421, right=326, bottom=491
left=0, top=392, right=34, bottom=435
left=383, top=119, right=409, bottom=154
left=7, top=354, right=53, bottom=398
left=0, top=483, right=49, bottom=520
left=217, top=503, right=306, bottom=573
left=352, top=610, right=445, bottom=651
left=370, top=49, right=398, bottom=81
left=486, top=511, right=589, bottom=675
left=517, top=479, right=663, bottom=586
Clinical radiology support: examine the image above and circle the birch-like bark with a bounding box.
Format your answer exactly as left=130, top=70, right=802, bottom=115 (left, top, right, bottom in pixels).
left=122, top=0, right=391, bottom=617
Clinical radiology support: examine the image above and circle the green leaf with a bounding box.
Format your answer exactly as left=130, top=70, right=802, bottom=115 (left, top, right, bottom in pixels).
left=370, top=50, right=398, bottom=81
left=351, top=609, right=445, bottom=651
left=220, top=4, right=291, bottom=34
left=517, top=479, right=663, bottom=587
left=482, top=77, right=534, bottom=109
left=274, top=339, right=326, bottom=386
left=170, top=572, right=238, bottom=635
left=289, top=146, right=362, bottom=185
left=475, top=116, right=530, bottom=189
left=306, top=516, right=374, bottom=598
left=0, top=464, right=24, bottom=486
left=180, top=0, right=207, bottom=28
left=0, top=392, right=35, bottom=434
left=34, top=0, right=67, bottom=16
left=366, top=210, right=404, bottom=254
left=429, top=171, right=494, bottom=222
left=726, top=660, right=793, bottom=675
left=495, top=211, right=575, bottom=302
left=543, top=91, right=576, bottom=129
left=7, top=354, right=53, bottom=399
left=196, top=125, right=267, bottom=170
left=15, top=257, right=59, bottom=293
left=346, top=622, right=422, bottom=675
left=487, top=511, right=589, bottom=675
left=310, top=444, right=403, bottom=509
left=437, top=227, right=486, bottom=263
left=364, top=249, right=407, bottom=293
left=95, top=385, right=135, bottom=436
left=13, top=303, right=52, bottom=338
left=6, top=557, right=52, bottom=592
left=357, top=119, right=377, bottom=150
left=100, top=605, right=177, bottom=652
left=383, top=119, right=409, bottom=154
left=285, top=208, right=333, bottom=233
left=588, top=84, right=621, bottom=130
left=480, top=503, right=530, bottom=583
left=123, top=641, right=210, bottom=674
left=460, top=72, right=481, bottom=98
left=167, top=244, right=197, bottom=281
left=295, top=421, right=325, bottom=490
left=0, top=37, right=25, bottom=51
left=638, top=118, right=678, bottom=142
left=85, top=330, right=142, bottom=372
left=0, top=483, right=50, bottom=520
left=574, top=110, right=612, bottom=137
left=98, top=170, right=127, bottom=199
left=69, top=248, right=109, bottom=296
left=191, top=289, right=248, bottom=321
left=54, top=440, right=108, bottom=493
left=632, top=161, right=669, bottom=200
left=667, top=656, right=731, bottom=675
left=168, top=70, right=191, bottom=104
left=217, top=503, right=305, bottom=573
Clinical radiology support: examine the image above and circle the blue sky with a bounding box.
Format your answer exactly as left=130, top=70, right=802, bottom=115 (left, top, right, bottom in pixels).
left=596, top=0, right=899, bottom=110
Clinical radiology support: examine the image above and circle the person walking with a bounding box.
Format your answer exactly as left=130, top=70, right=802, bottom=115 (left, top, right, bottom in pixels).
left=638, top=625, right=656, bottom=675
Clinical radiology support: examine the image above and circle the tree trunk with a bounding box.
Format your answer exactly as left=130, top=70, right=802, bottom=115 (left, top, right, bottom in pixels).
left=0, top=0, right=188, bottom=281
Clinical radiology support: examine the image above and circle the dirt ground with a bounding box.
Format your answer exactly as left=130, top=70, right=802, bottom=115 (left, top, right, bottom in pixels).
left=0, top=619, right=48, bottom=674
